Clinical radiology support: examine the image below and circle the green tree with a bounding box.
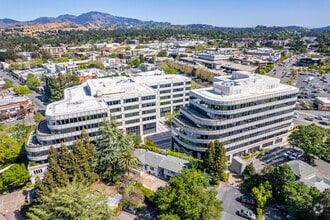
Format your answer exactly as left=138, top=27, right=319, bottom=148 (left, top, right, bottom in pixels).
left=4, top=79, right=13, bottom=89
left=241, top=162, right=261, bottom=193
left=156, top=169, right=223, bottom=220
left=26, top=73, right=41, bottom=90
left=288, top=124, right=330, bottom=163
left=191, top=80, right=199, bottom=89
left=118, top=148, right=138, bottom=176
left=0, top=164, right=30, bottom=189
left=45, top=72, right=81, bottom=102
left=0, top=124, right=32, bottom=166
left=164, top=66, right=178, bottom=74
left=94, top=119, right=135, bottom=183
left=13, top=85, right=31, bottom=95
left=205, top=141, right=228, bottom=182
left=165, top=111, right=180, bottom=126
left=26, top=181, right=113, bottom=220
left=33, top=112, right=45, bottom=123
left=268, top=164, right=296, bottom=203
left=88, top=60, right=105, bottom=70
left=284, top=182, right=321, bottom=220
left=128, top=58, right=141, bottom=67
left=29, top=58, right=43, bottom=68
left=251, top=180, right=272, bottom=216
left=71, top=129, right=98, bottom=183
left=158, top=50, right=167, bottom=57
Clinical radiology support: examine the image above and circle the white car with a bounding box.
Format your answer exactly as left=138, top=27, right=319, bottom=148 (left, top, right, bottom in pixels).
left=5, top=118, right=15, bottom=123
left=237, top=209, right=256, bottom=220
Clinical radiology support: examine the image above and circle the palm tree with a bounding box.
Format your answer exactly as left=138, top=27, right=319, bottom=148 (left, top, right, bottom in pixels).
left=118, top=149, right=138, bottom=178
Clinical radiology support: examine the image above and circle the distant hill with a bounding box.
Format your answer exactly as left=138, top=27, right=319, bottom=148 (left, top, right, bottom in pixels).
left=0, top=11, right=170, bottom=28
left=312, top=26, right=330, bottom=31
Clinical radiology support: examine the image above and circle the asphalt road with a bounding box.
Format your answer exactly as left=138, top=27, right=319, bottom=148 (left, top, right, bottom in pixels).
left=217, top=184, right=252, bottom=220
left=1, top=70, right=47, bottom=112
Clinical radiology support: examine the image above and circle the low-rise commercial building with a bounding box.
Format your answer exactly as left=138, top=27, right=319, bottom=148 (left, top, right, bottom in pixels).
left=171, top=71, right=298, bottom=162
left=315, top=97, right=330, bottom=111
left=0, top=94, right=33, bottom=120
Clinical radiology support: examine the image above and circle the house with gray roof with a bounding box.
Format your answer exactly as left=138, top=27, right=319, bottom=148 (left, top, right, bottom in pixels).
left=134, top=149, right=190, bottom=180
left=287, top=160, right=330, bottom=192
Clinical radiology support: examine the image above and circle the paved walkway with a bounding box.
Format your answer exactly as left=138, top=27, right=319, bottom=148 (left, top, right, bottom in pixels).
left=0, top=190, right=27, bottom=220
left=135, top=172, right=167, bottom=191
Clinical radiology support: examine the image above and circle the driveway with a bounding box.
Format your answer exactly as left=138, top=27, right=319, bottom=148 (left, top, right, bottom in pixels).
left=217, top=184, right=253, bottom=220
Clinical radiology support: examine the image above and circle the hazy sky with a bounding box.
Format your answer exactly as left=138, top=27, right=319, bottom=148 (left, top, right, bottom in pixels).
left=2, top=0, right=330, bottom=28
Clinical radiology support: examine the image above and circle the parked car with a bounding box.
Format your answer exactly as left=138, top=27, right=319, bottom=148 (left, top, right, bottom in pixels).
left=238, top=195, right=256, bottom=205
left=5, top=118, right=15, bottom=123
left=237, top=209, right=256, bottom=220
left=322, top=155, right=330, bottom=163
left=275, top=204, right=286, bottom=211
left=283, top=150, right=294, bottom=158
left=319, top=121, right=330, bottom=126
left=304, top=117, right=314, bottom=121
left=289, top=152, right=300, bottom=160
left=286, top=214, right=296, bottom=220
left=17, top=115, right=25, bottom=120
left=123, top=205, right=137, bottom=215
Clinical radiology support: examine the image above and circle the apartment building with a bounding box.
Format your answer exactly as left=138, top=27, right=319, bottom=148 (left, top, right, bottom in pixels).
left=25, top=74, right=191, bottom=162
left=0, top=94, right=33, bottom=120
left=171, top=71, right=298, bottom=162
left=41, top=46, right=67, bottom=58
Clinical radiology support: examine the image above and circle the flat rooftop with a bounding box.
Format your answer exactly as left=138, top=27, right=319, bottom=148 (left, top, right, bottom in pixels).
left=0, top=95, right=29, bottom=106
left=46, top=74, right=190, bottom=117
left=46, top=84, right=108, bottom=116
left=191, top=71, right=298, bottom=101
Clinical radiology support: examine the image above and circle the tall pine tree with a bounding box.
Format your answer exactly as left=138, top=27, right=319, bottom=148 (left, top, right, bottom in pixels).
left=205, top=141, right=228, bottom=182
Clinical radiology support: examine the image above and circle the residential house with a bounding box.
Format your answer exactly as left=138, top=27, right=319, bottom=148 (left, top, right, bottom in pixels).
left=134, top=149, right=191, bottom=180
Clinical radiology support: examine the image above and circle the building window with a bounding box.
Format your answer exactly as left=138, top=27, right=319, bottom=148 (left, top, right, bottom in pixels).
left=143, top=116, right=156, bottom=121
left=142, top=95, right=156, bottom=101
left=142, top=102, right=155, bottom=108
left=173, top=88, right=183, bottom=92
left=107, top=100, right=120, bottom=105
left=142, top=109, right=156, bottom=114
left=110, top=107, right=121, bottom=113
left=124, top=97, right=139, bottom=103
left=173, top=82, right=184, bottom=86
left=160, top=95, right=171, bottom=100
left=160, top=89, right=171, bottom=94
left=124, top=105, right=139, bottom=111
left=160, top=101, right=171, bottom=106
left=160, top=83, right=171, bottom=88
left=126, top=118, right=140, bottom=124
left=125, top=112, right=140, bottom=118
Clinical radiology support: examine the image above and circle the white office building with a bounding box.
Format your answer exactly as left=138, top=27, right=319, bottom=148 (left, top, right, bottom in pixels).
left=171, top=71, right=298, bottom=162
left=26, top=74, right=191, bottom=162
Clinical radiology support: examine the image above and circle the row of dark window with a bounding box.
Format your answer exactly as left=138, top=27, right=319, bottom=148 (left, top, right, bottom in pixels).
left=179, top=116, right=292, bottom=140
left=190, top=93, right=296, bottom=111
left=190, top=100, right=295, bottom=120
left=50, top=113, right=107, bottom=126
left=182, top=108, right=293, bottom=130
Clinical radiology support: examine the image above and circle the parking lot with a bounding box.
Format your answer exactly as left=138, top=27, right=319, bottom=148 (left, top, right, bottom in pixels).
left=295, top=72, right=330, bottom=111
left=217, top=184, right=285, bottom=220
left=251, top=146, right=304, bottom=173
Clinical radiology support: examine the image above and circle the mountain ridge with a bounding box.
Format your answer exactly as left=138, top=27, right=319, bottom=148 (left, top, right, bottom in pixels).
left=0, top=11, right=328, bottom=30
left=0, top=11, right=170, bottom=28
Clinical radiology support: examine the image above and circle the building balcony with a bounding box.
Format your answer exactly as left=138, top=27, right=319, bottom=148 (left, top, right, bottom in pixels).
left=190, top=97, right=296, bottom=116
left=173, top=120, right=291, bottom=145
